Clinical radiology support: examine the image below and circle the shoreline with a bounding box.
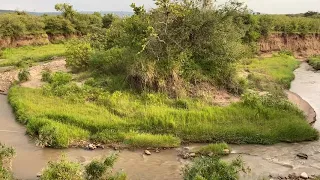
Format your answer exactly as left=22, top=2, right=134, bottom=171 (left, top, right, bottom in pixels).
left=286, top=90, right=317, bottom=125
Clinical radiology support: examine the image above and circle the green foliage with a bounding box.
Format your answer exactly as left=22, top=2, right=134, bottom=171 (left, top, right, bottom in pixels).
left=183, top=157, right=246, bottom=180
left=41, top=156, right=83, bottom=180
left=124, top=133, right=181, bottom=148
left=197, top=143, right=230, bottom=156
left=8, top=86, right=319, bottom=148
left=0, top=44, right=66, bottom=67
left=102, top=14, right=116, bottom=29
left=308, top=56, right=320, bottom=70
left=238, top=54, right=300, bottom=94
left=43, top=15, right=76, bottom=35
left=18, top=69, right=30, bottom=82
left=41, top=68, right=52, bottom=82
left=0, top=144, right=15, bottom=180
left=0, top=13, right=45, bottom=38
left=66, top=39, right=92, bottom=72
left=85, top=155, right=126, bottom=180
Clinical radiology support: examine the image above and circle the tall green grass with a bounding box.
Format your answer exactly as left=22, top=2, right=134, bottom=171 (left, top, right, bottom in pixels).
left=8, top=86, right=318, bottom=148
left=239, top=54, right=300, bottom=94
left=0, top=44, right=66, bottom=67
left=308, top=56, right=320, bottom=70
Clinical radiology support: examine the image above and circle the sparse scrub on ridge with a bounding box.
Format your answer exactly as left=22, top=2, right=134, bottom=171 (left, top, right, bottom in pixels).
left=0, top=44, right=66, bottom=67
left=308, top=56, right=320, bottom=70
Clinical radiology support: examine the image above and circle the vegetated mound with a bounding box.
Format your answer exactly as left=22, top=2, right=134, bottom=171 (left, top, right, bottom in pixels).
left=308, top=56, right=320, bottom=70
left=8, top=54, right=319, bottom=148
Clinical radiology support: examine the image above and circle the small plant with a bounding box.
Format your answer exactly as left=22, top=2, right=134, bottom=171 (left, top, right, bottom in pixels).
left=41, top=68, right=52, bottom=83
left=183, top=157, right=248, bottom=180
left=41, top=156, right=83, bottom=180
left=0, top=143, right=15, bottom=180
left=18, top=69, right=30, bottom=82
left=85, top=154, right=126, bottom=180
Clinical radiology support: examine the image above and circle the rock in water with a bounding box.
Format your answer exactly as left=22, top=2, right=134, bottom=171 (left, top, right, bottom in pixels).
left=88, top=144, right=96, bottom=150
left=297, top=153, right=308, bottom=159
left=300, top=172, right=308, bottom=179
left=144, top=150, right=152, bottom=155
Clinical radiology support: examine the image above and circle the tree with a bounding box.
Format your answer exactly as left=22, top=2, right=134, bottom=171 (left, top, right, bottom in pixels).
left=55, top=3, right=76, bottom=20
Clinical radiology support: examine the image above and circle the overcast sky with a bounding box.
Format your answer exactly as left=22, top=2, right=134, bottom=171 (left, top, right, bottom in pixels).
left=1, top=0, right=320, bottom=14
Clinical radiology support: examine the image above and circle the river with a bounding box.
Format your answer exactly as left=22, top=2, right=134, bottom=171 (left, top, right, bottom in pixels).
left=0, top=62, right=319, bottom=180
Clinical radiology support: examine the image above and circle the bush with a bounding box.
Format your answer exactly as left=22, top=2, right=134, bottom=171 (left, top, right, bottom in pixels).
left=0, top=144, right=15, bottom=180
left=18, top=69, right=30, bottom=82
left=85, top=154, right=126, bottom=180
left=41, top=156, right=83, bottom=180
left=50, top=72, right=72, bottom=86
left=308, top=56, right=320, bottom=70
left=41, top=68, right=52, bottom=82
left=66, top=39, right=92, bottom=72
left=197, top=143, right=231, bottom=157
left=183, top=157, right=247, bottom=180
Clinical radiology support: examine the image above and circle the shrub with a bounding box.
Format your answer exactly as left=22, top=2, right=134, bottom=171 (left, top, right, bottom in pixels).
left=0, top=144, right=15, bottom=180
left=50, top=72, right=72, bottom=86
left=18, top=69, right=30, bottom=82
left=41, top=156, right=83, bottom=180
left=41, top=68, right=53, bottom=82
left=183, top=157, right=246, bottom=180
left=85, top=154, right=126, bottom=180
left=66, top=39, right=92, bottom=72
left=197, top=143, right=231, bottom=157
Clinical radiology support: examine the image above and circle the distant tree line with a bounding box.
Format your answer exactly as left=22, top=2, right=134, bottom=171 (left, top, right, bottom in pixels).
left=0, top=3, right=116, bottom=38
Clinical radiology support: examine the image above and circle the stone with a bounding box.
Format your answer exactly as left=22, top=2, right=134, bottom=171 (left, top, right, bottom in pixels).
left=88, top=144, right=96, bottom=150
left=155, top=149, right=160, bottom=153
left=183, top=147, right=190, bottom=151
left=144, top=150, right=152, bottom=155
left=189, top=153, right=196, bottom=157
left=182, top=153, right=190, bottom=159
left=96, top=144, right=105, bottom=149
left=300, top=172, right=308, bottom=179
left=208, top=152, right=214, bottom=157
left=36, top=173, right=42, bottom=178
left=223, top=149, right=230, bottom=154
left=297, top=153, right=308, bottom=159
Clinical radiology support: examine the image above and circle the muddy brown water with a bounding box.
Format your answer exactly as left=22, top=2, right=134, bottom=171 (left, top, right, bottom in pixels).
left=0, top=62, right=320, bottom=180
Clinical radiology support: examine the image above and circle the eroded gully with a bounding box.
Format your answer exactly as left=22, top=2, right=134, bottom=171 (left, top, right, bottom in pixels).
left=0, top=62, right=319, bottom=180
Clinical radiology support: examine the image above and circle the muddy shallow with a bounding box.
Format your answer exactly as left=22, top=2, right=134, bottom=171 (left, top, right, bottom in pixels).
left=0, top=62, right=319, bottom=180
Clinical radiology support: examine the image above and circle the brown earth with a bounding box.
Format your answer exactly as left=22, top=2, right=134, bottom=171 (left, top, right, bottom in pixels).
left=0, top=59, right=67, bottom=94
left=259, top=33, right=320, bottom=58
left=0, top=34, right=73, bottom=49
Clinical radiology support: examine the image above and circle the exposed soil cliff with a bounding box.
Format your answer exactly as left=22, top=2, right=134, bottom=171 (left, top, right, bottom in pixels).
left=0, top=34, right=72, bottom=49
left=259, top=33, right=320, bottom=57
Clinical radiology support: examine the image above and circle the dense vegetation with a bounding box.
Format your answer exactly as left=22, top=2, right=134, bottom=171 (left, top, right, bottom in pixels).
left=308, top=56, right=320, bottom=70
left=0, top=4, right=116, bottom=39
left=0, top=44, right=66, bottom=67
left=0, top=144, right=15, bottom=180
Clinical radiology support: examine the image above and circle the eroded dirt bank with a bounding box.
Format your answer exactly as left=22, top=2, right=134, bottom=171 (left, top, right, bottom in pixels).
left=0, top=59, right=67, bottom=94
left=259, top=33, right=320, bottom=58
